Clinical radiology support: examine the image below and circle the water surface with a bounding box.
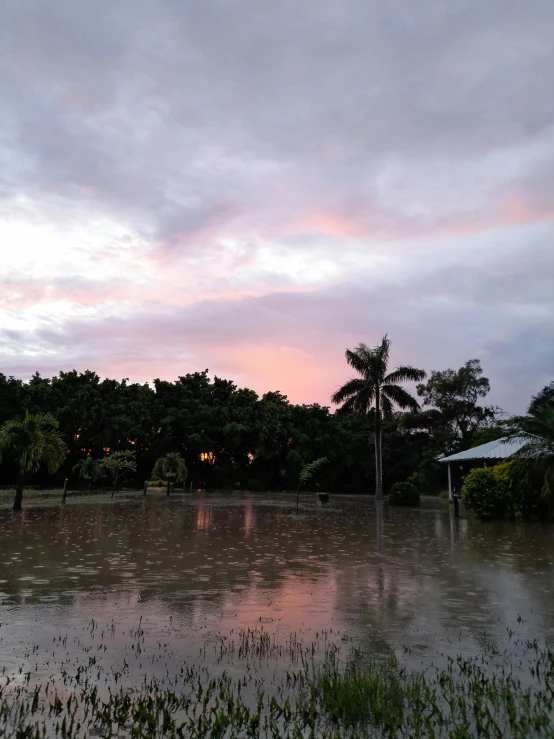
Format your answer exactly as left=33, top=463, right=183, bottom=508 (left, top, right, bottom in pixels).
left=1, top=492, right=553, bottom=689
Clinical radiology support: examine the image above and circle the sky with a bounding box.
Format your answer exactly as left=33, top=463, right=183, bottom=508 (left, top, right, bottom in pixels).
left=1, top=0, right=553, bottom=414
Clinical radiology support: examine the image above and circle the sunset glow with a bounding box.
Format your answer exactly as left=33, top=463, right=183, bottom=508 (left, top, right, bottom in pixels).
left=1, top=0, right=553, bottom=413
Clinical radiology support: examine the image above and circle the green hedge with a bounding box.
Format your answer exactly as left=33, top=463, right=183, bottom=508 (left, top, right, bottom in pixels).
left=461, top=462, right=521, bottom=520
left=389, top=481, right=420, bottom=507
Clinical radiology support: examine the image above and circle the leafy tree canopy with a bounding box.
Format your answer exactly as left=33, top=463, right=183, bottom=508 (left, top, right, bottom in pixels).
left=417, top=359, right=498, bottom=445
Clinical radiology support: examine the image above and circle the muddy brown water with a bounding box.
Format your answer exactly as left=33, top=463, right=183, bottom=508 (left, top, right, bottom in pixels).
left=1, top=492, right=553, bottom=691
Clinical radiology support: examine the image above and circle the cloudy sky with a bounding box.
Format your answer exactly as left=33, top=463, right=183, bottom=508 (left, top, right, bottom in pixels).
left=1, top=0, right=553, bottom=413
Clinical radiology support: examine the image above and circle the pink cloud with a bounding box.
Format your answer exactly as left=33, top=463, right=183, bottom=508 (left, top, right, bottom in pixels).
left=286, top=211, right=373, bottom=239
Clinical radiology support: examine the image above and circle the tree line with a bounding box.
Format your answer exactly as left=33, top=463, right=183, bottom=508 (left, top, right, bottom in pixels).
left=0, top=336, right=550, bottom=511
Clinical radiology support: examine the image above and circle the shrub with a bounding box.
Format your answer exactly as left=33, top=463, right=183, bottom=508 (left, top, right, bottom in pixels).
left=389, top=481, right=420, bottom=507
left=461, top=462, right=522, bottom=520
left=148, top=479, right=166, bottom=487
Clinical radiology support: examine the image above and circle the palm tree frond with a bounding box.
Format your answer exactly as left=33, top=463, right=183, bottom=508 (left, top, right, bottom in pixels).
left=331, top=377, right=368, bottom=405
left=382, top=384, right=420, bottom=411
left=344, top=345, right=372, bottom=375
left=384, top=366, right=427, bottom=384
left=374, top=335, right=391, bottom=373
left=0, top=412, right=66, bottom=474
left=152, top=452, right=188, bottom=482
left=299, top=456, right=328, bottom=485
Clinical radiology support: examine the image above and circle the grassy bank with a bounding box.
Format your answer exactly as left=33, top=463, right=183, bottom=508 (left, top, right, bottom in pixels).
left=0, top=487, right=64, bottom=500
left=0, top=488, right=142, bottom=503
left=1, top=629, right=552, bottom=737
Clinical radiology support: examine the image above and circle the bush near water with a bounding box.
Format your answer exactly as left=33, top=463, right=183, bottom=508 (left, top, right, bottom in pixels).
left=461, top=460, right=554, bottom=521
left=388, top=480, right=421, bottom=506
left=461, top=462, right=518, bottom=520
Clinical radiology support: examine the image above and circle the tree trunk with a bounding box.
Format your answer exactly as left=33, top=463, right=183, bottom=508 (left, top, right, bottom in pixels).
left=166, top=478, right=171, bottom=496
left=111, top=477, right=116, bottom=499
left=13, top=468, right=24, bottom=511
left=296, top=484, right=301, bottom=513
left=374, top=393, right=383, bottom=500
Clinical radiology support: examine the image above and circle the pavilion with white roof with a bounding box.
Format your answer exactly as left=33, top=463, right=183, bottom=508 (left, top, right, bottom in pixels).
left=438, top=437, right=529, bottom=500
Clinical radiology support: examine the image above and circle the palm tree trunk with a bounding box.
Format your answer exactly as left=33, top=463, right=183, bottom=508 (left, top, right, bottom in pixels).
left=380, top=428, right=383, bottom=488
left=374, top=393, right=383, bottom=500
left=13, top=468, right=24, bottom=511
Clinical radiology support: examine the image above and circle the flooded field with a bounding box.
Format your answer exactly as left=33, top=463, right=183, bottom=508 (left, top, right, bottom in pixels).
left=1, top=493, right=554, bottom=735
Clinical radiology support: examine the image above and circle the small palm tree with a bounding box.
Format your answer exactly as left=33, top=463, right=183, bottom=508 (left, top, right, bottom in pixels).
left=332, top=335, right=426, bottom=499
left=72, top=456, right=104, bottom=490
left=102, top=450, right=137, bottom=498
left=152, top=452, right=188, bottom=496
left=296, top=456, right=328, bottom=513
left=0, top=412, right=67, bottom=511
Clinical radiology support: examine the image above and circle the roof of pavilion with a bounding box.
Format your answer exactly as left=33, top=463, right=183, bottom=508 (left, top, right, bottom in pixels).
left=437, top=436, right=530, bottom=463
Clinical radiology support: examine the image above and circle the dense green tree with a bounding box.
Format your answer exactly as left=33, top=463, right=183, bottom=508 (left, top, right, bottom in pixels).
left=0, top=363, right=542, bottom=501
left=528, top=382, right=554, bottom=418
left=416, top=359, right=497, bottom=449
left=284, top=450, right=304, bottom=488
left=0, top=374, right=24, bottom=425
left=332, top=336, right=426, bottom=499
left=0, top=412, right=67, bottom=510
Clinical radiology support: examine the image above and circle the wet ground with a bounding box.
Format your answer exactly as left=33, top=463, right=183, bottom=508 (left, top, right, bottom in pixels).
left=1, top=492, right=553, bottom=691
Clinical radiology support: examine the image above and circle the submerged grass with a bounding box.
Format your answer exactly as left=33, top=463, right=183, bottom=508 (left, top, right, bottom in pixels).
left=1, top=628, right=553, bottom=737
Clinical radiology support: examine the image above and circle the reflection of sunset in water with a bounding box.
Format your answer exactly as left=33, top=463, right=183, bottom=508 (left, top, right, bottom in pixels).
left=243, top=502, right=254, bottom=537
left=1, top=494, right=554, bottom=684
left=196, top=505, right=212, bottom=531
left=219, top=569, right=339, bottom=634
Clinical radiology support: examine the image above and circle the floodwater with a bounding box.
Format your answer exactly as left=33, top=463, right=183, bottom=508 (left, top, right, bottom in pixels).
left=1, top=492, right=554, bottom=691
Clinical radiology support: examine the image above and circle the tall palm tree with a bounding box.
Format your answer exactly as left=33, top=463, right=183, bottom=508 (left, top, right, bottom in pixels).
left=152, top=452, right=188, bottom=495
left=331, top=335, right=426, bottom=499
left=0, top=412, right=67, bottom=511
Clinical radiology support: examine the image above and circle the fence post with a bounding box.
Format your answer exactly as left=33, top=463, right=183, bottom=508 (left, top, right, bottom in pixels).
left=143, top=480, right=148, bottom=496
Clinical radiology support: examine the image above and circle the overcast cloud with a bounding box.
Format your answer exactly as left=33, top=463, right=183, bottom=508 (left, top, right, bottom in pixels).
left=1, top=0, right=553, bottom=413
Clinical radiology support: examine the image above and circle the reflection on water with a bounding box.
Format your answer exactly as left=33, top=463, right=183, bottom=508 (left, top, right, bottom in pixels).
left=195, top=503, right=213, bottom=531
left=1, top=492, right=554, bottom=683
left=244, top=501, right=254, bottom=537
